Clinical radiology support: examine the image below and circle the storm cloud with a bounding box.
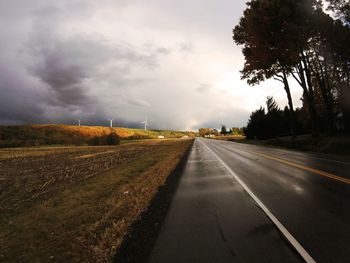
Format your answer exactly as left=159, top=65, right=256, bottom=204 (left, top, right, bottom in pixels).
left=0, top=0, right=302, bottom=130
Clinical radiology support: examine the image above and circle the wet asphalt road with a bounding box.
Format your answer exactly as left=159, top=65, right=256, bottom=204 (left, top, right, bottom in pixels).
left=148, top=138, right=350, bottom=263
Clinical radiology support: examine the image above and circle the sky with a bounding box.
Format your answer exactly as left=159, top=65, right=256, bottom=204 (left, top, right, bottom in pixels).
left=0, top=0, right=303, bottom=130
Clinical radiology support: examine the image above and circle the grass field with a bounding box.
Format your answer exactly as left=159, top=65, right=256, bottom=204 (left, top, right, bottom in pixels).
left=0, top=139, right=193, bottom=262
left=0, top=124, right=197, bottom=148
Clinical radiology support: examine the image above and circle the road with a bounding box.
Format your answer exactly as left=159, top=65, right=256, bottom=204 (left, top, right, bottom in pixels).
left=148, top=138, right=350, bottom=263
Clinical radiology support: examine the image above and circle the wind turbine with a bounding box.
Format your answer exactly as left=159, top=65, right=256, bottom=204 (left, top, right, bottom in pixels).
left=109, top=119, right=113, bottom=128
left=77, top=119, right=81, bottom=126
left=141, top=117, right=148, bottom=130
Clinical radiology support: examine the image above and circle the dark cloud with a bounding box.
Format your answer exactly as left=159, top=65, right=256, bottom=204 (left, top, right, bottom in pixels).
left=0, top=47, right=47, bottom=124
left=0, top=0, right=274, bottom=130
left=27, top=36, right=109, bottom=108
left=0, top=2, right=169, bottom=125
left=0, top=84, right=46, bottom=125
left=25, top=30, right=165, bottom=105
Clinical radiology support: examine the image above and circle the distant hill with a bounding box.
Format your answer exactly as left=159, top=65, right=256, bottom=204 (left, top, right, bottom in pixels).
left=0, top=124, right=197, bottom=147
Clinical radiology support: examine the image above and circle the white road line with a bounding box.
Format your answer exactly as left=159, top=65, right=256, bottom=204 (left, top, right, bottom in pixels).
left=199, top=139, right=316, bottom=263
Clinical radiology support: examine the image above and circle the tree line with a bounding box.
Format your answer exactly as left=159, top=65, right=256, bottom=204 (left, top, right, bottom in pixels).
left=233, top=0, right=350, bottom=138
left=199, top=127, right=244, bottom=137
left=244, top=96, right=318, bottom=139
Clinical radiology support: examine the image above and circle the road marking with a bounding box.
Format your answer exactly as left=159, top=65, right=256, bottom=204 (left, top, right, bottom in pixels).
left=199, top=139, right=317, bottom=263
left=234, top=147, right=350, bottom=185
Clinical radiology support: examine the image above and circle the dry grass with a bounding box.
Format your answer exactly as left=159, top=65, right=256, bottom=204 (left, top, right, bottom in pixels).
left=0, top=139, right=193, bottom=262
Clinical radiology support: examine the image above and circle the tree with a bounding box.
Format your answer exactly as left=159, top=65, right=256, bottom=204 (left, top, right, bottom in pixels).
left=232, top=0, right=313, bottom=137
left=231, top=127, right=244, bottom=135
left=199, top=128, right=211, bottom=137
left=245, top=107, right=266, bottom=139
left=307, top=8, right=350, bottom=133
left=266, top=96, right=278, bottom=113
left=233, top=0, right=322, bottom=137
left=211, top=129, right=219, bottom=136
left=220, top=125, right=227, bottom=135
left=234, top=0, right=350, bottom=136
left=244, top=97, right=287, bottom=139
left=265, top=97, right=285, bottom=138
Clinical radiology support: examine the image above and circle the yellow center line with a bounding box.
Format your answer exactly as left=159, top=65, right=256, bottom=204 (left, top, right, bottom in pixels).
left=237, top=147, right=350, bottom=185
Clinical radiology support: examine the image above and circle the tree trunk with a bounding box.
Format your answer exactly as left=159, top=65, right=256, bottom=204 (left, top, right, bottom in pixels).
left=300, top=55, right=321, bottom=137
left=282, top=71, right=297, bottom=138
left=311, top=50, right=336, bottom=135
left=316, top=73, right=335, bottom=135
left=304, top=90, right=321, bottom=137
